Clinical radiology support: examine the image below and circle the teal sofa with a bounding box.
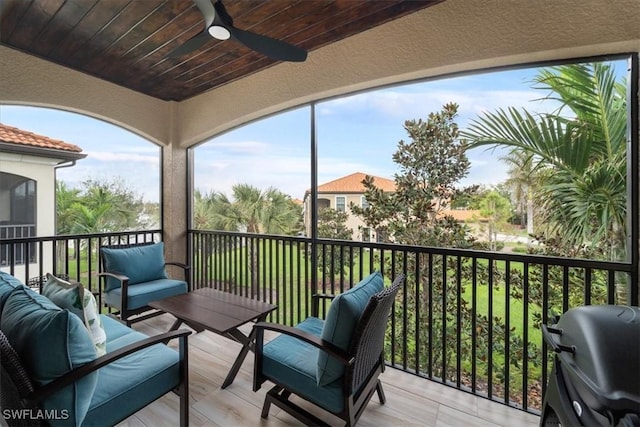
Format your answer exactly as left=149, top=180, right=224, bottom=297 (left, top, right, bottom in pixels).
left=0, top=271, right=189, bottom=427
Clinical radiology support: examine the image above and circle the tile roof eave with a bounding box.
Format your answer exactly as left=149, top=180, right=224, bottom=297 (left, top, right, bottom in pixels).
left=0, top=142, right=87, bottom=163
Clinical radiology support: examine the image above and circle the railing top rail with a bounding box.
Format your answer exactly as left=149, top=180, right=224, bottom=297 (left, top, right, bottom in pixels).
left=0, top=229, right=162, bottom=245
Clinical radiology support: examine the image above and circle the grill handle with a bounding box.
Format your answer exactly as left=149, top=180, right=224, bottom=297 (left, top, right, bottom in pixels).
left=542, top=324, right=576, bottom=354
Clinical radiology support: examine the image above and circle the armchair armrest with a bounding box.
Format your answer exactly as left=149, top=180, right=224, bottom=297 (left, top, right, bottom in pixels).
left=254, top=322, right=354, bottom=366
left=97, top=271, right=129, bottom=284
left=312, top=293, right=337, bottom=301
left=97, top=271, right=131, bottom=314
left=165, top=262, right=190, bottom=271
left=311, top=293, right=337, bottom=317
left=27, top=329, right=191, bottom=404
left=165, top=262, right=192, bottom=290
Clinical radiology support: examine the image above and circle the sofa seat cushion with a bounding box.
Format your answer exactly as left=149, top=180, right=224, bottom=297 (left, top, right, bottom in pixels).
left=101, top=315, right=150, bottom=352
left=262, top=317, right=344, bottom=414
left=101, top=242, right=168, bottom=292
left=317, top=271, right=384, bottom=386
left=0, top=285, right=97, bottom=427
left=100, top=314, right=133, bottom=343
left=82, top=326, right=181, bottom=427
left=0, top=271, right=25, bottom=312
left=104, top=279, right=187, bottom=311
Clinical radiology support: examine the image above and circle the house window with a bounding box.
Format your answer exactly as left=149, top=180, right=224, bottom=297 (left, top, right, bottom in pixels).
left=11, top=179, right=36, bottom=224
left=335, top=196, right=346, bottom=212
left=362, top=227, right=370, bottom=242
left=0, top=173, right=37, bottom=265
left=361, top=196, right=369, bottom=209
left=376, top=229, right=387, bottom=243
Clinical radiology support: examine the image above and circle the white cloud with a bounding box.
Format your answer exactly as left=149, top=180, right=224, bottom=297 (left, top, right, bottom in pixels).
left=84, top=151, right=159, bottom=164
left=205, top=140, right=270, bottom=153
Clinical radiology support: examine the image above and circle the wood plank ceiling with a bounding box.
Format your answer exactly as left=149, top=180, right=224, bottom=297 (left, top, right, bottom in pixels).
left=1, top=0, right=443, bottom=102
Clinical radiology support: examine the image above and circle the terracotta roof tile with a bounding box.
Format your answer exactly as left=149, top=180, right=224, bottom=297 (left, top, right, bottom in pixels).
left=0, top=124, right=83, bottom=153
left=440, top=209, right=485, bottom=221
left=318, top=172, right=395, bottom=193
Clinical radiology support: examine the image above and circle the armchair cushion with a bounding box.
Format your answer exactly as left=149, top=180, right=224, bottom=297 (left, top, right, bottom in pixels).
left=0, top=285, right=98, bottom=426
left=104, top=278, right=187, bottom=311
left=262, top=317, right=344, bottom=413
left=317, top=271, right=384, bottom=386
left=43, top=273, right=107, bottom=357
left=101, top=242, right=168, bottom=291
left=82, top=315, right=182, bottom=427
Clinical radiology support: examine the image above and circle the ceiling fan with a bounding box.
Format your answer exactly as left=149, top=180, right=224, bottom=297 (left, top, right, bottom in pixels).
left=169, top=0, right=308, bottom=62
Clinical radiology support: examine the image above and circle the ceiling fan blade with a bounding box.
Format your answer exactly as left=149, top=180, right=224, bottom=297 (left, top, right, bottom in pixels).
left=169, top=32, right=211, bottom=58
left=194, top=0, right=216, bottom=28
left=230, top=27, right=307, bottom=62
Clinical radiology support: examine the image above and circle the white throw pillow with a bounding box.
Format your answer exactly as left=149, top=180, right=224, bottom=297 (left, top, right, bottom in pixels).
left=43, top=273, right=107, bottom=357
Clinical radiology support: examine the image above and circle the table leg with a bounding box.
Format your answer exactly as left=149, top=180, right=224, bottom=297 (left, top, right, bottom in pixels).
left=221, top=314, right=267, bottom=389
left=169, top=318, right=184, bottom=331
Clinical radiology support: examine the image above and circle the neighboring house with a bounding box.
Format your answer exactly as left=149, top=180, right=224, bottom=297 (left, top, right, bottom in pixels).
left=303, top=172, right=396, bottom=242
left=0, top=124, right=85, bottom=275
left=303, top=171, right=485, bottom=242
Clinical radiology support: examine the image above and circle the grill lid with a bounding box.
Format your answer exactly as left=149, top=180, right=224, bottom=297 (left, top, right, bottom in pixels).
left=546, top=305, right=640, bottom=413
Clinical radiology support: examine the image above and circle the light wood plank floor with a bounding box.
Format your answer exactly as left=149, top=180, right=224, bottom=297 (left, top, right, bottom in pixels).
left=117, top=314, right=540, bottom=427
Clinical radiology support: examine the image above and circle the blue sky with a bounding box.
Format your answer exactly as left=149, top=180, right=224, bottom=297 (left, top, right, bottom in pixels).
left=1, top=59, right=628, bottom=203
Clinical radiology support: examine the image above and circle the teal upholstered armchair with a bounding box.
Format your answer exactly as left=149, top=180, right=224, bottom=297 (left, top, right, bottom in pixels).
left=253, top=272, right=404, bottom=426
left=99, top=242, right=190, bottom=326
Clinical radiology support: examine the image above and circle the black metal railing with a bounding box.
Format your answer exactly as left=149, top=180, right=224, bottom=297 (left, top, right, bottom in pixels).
left=0, top=224, right=36, bottom=266
left=1, top=229, right=636, bottom=415
left=189, top=229, right=636, bottom=414
left=0, top=230, right=160, bottom=299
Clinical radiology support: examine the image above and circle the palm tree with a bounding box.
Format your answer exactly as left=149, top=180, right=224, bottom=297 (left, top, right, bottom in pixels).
left=195, top=184, right=302, bottom=295
left=501, top=148, right=539, bottom=237
left=55, top=181, right=81, bottom=235
left=200, top=184, right=301, bottom=235
left=463, top=62, right=627, bottom=261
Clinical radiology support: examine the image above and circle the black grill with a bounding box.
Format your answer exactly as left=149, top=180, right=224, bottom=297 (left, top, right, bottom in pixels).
left=541, top=305, right=640, bottom=426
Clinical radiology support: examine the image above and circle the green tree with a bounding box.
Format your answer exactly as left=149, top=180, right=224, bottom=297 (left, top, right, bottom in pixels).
left=194, top=184, right=302, bottom=295
left=501, top=148, right=539, bottom=235
left=353, top=104, right=485, bottom=379
left=477, top=189, right=512, bottom=251
left=55, top=181, right=81, bottom=234
left=316, top=207, right=353, bottom=276
left=351, top=103, right=538, bottom=402
left=197, top=184, right=301, bottom=235
left=463, top=62, right=627, bottom=261
left=56, top=177, right=146, bottom=234
left=351, top=102, right=473, bottom=249
left=317, top=207, right=352, bottom=240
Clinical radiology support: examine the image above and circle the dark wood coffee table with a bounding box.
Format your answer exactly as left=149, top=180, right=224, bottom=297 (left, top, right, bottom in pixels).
left=149, top=287, right=277, bottom=388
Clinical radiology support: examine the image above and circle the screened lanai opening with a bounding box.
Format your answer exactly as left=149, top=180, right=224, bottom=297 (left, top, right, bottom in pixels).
left=0, top=106, right=163, bottom=281
left=192, top=56, right=634, bottom=262
left=189, top=54, right=638, bottom=412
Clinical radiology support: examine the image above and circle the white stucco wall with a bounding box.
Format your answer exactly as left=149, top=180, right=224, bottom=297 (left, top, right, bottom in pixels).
left=0, top=153, right=60, bottom=278
left=0, top=152, right=58, bottom=236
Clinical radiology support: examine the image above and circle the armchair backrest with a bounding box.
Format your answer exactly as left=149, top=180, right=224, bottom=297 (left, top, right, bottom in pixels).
left=346, top=273, right=404, bottom=393
left=99, top=241, right=168, bottom=291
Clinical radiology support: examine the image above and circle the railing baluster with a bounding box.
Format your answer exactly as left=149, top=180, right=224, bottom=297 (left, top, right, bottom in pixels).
left=487, top=257, right=494, bottom=399
left=522, top=261, right=530, bottom=411
left=504, top=260, right=511, bottom=405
